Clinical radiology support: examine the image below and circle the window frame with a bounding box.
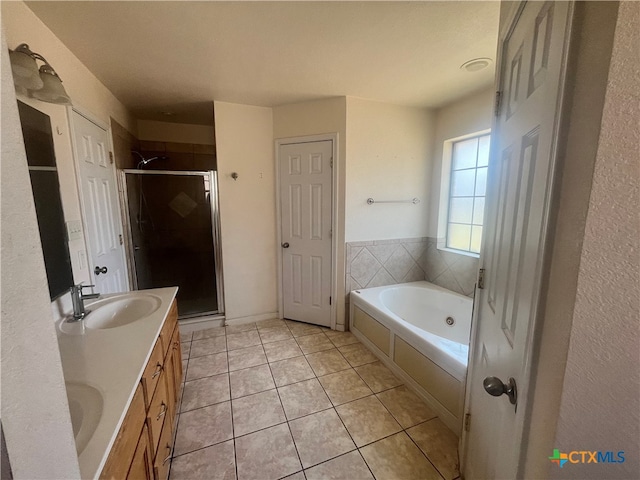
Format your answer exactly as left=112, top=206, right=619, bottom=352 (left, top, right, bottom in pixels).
left=437, top=129, right=491, bottom=258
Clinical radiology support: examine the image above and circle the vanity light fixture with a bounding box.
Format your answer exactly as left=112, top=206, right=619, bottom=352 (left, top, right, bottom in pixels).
left=9, top=43, right=72, bottom=105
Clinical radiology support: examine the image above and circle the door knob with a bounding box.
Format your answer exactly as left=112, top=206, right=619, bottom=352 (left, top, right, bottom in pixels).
left=483, top=376, right=517, bottom=405
left=94, top=266, right=108, bottom=275
left=282, top=242, right=290, bottom=248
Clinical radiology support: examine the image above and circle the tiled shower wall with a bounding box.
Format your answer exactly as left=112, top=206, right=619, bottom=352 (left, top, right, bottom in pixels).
left=345, top=237, right=478, bottom=324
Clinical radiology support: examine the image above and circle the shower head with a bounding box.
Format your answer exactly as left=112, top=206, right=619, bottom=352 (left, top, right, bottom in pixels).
left=132, top=151, right=168, bottom=169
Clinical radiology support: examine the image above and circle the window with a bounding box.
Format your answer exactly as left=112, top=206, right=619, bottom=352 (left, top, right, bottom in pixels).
left=445, top=133, right=490, bottom=254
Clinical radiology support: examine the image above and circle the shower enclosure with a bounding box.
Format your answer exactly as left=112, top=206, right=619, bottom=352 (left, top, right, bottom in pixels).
left=121, top=169, right=224, bottom=318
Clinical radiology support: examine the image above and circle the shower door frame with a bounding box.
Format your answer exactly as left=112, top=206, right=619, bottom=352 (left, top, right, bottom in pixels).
left=120, top=169, right=225, bottom=318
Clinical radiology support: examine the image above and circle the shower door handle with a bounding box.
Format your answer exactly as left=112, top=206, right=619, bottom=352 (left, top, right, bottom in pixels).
left=282, top=242, right=290, bottom=248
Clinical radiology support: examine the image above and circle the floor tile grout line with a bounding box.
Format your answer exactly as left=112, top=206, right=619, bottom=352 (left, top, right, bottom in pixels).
left=403, top=427, right=447, bottom=480
left=170, top=434, right=237, bottom=461
left=182, top=321, right=456, bottom=479
left=297, top=448, right=363, bottom=477
left=265, top=351, right=305, bottom=476
left=342, top=339, right=452, bottom=478
left=225, top=332, right=240, bottom=480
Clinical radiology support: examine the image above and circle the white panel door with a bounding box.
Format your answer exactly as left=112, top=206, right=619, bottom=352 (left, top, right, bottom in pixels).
left=463, top=2, right=572, bottom=478
left=279, top=140, right=333, bottom=327
left=71, top=111, right=127, bottom=294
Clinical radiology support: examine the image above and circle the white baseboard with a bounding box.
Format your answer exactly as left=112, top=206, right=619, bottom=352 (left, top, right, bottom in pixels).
left=179, top=315, right=225, bottom=335
left=225, top=312, right=279, bottom=326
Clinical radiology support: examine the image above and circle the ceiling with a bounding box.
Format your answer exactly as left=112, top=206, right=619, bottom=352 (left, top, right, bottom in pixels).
left=27, top=1, right=500, bottom=125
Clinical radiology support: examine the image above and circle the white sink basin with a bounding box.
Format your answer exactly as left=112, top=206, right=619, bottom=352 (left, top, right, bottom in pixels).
left=85, top=295, right=161, bottom=329
left=66, top=382, right=103, bottom=455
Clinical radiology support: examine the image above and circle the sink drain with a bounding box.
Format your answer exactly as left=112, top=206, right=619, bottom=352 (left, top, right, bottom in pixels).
left=445, top=316, right=455, bottom=326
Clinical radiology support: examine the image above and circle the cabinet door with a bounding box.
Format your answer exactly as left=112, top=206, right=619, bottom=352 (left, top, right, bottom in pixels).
left=141, top=339, right=164, bottom=408
left=170, top=328, right=183, bottom=403
left=100, top=384, right=146, bottom=480
left=127, top=425, right=153, bottom=480
left=147, top=370, right=171, bottom=458
left=154, top=416, right=174, bottom=480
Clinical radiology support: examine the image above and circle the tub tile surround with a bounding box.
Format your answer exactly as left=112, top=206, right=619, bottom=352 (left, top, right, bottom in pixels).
left=171, top=319, right=460, bottom=480
left=345, top=237, right=478, bottom=320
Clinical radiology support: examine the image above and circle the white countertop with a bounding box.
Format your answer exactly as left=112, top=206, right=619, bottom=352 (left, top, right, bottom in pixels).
left=55, top=287, right=178, bottom=480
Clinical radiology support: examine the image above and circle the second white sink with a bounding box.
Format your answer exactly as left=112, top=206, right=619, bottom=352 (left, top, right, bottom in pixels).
left=85, top=295, right=162, bottom=329
left=66, top=382, right=103, bottom=455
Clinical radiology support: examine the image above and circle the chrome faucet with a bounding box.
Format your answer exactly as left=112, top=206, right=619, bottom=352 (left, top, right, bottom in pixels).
left=69, top=284, right=100, bottom=321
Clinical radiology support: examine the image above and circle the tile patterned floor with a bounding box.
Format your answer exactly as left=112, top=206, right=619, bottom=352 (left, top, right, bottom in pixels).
left=171, top=319, right=460, bottom=480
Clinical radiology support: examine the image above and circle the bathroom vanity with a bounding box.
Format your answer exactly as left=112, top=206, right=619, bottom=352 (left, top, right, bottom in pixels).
left=56, top=287, right=181, bottom=479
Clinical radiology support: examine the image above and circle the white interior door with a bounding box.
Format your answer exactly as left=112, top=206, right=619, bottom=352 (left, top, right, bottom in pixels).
left=462, top=2, right=572, bottom=478
left=71, top=111, right=128, bottom=294
left=279, top=140, right=333, bottom=327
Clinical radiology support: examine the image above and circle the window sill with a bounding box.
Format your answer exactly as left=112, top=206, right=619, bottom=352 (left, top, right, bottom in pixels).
left=437, top=245, right=480, bottom=259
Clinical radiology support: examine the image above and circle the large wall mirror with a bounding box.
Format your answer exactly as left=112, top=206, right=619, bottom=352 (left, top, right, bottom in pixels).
left=17, top=100, right=74, bottom=300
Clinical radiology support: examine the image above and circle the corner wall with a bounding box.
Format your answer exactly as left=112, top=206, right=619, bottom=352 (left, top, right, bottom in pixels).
left=428, top=88, right=494, bottom=237
left=2, top=1, right=137, bottom=300
left=345, top=97, right=434, bottom=242
left=273, top=97, right=348, bottom=328
left=551, top=2, right=639, bottom=478
left=214, top=102, right=278, bottom=322
left=1, top=28, right=80, bottom=478
left=1, top=1, right=136, bottom=133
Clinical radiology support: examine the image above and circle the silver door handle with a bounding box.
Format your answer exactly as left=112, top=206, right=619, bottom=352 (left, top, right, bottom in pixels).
left=94, top=266, right=108, bottom=275
left=483, top=376, right=517, bottom=405
left=282, top=242, right=290, bottom=248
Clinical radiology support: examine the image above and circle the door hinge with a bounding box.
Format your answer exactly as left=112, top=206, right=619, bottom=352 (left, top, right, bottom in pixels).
left=330, top=156, right=333, bottom=168
left=329, top=296, right=332, bottom=306
left=464, top=413, right=471, bottom=432
left=494, top=91, right=502, bottom=117
left=119, top=234, right=123, bottom=245
left=109, top=151, right=114, bottom=165
left=478, top=268, right=486, bottom=290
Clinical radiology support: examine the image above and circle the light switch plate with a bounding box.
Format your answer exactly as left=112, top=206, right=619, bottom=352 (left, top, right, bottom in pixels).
left=66, top=220, right=83, bottom=241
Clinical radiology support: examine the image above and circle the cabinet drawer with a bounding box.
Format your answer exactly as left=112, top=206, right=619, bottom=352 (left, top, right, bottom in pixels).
left=153, top=414, right=174, bottom=480
left=147, top=369, right=171, bottom=458
left=159, top=300, right=178, bottom=357
left=141, top=339, right=164, bottom=408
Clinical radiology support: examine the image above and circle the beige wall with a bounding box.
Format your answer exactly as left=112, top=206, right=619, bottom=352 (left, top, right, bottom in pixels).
left=551, top=2, right=639, bottom=478
left=214, top=102, right=278, bottom=322
left=137, top=119, right=215, bottom=145
left=428, top=88, right=494, bottom=237
left=1, top=29, right=80, bottom=478
left=273, top=97, right=348, bottom=328
left=2, top=1, right=136, bottom=133
left=2, top=1, right=136, bottom=293
left=345, top=97, right=434, bottom=242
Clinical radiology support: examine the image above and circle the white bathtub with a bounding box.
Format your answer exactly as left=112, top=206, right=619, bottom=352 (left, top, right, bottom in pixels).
left=349, top=281, right=473, bottom=431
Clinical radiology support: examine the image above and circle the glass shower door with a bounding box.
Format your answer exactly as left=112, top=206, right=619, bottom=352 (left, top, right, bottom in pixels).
left=123, top=170, right=223, bottom=318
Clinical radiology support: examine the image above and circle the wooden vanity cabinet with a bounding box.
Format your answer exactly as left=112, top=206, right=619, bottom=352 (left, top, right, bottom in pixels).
left=100, top=299, right=181, bottom=480
left=128, top=425, right=154, bottom=480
